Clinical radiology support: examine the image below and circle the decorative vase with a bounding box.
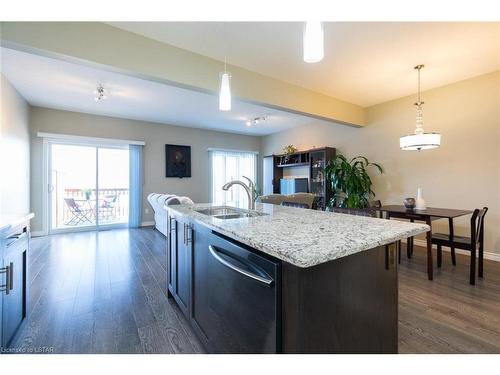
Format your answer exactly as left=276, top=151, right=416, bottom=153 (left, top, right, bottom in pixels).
left=403, top=197, right=415, bottom=209
left=415, top=188, right=426, bottom=210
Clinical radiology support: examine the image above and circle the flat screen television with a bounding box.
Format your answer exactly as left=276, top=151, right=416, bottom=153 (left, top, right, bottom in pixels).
left=280, top=178, right=309, bottom=194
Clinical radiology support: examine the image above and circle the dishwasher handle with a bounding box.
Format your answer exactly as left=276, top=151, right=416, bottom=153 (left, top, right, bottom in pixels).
left=208, top=245, right=274, bottom=287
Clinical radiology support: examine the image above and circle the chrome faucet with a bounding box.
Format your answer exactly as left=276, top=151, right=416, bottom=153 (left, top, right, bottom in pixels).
left=222, top=176, right=255, bottom=210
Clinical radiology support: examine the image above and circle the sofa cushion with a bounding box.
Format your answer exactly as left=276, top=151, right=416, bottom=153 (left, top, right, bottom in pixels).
left=147, top=193, right=193, bottom=236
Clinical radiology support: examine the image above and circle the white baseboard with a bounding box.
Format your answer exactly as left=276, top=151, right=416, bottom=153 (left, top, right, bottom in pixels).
left=408, top=238, right=500, bottom=262
left=140, top=221, right=155, bottom=227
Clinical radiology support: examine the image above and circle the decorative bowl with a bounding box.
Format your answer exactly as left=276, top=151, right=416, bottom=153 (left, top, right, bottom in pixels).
left=403, top=198, right=416, bottom=209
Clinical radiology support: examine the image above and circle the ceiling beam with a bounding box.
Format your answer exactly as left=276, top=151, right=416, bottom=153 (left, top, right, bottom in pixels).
left=0, top=22, right=366, bottom=126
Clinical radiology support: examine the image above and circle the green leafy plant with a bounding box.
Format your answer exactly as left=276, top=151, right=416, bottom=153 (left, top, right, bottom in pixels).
left=282, top=144, right=298, bottom=157
left=324, top=154, right=383, bottom=209
left=82, top=188, right=92, bottom=201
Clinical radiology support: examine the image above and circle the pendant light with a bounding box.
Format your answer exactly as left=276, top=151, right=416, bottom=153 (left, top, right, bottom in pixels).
left=219, top=24, right=232, bottom=113
left=303, top=21, right=324, bottom=63
left=400, top=65, right=441, bottom=151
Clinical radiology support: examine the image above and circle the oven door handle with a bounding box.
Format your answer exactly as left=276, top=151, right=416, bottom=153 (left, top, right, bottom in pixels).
left=208, top=245, right=274, bottom=287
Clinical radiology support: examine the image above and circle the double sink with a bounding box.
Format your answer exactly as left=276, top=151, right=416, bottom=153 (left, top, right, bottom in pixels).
left=194, top=206, right=268, bottom=220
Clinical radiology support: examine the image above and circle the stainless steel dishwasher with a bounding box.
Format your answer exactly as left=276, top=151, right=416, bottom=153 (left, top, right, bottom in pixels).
left=192, top=231, right=281, bottom=353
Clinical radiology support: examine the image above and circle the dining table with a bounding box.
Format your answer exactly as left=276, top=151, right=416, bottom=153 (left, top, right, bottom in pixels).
left=377, top=205, right=473, bottom=280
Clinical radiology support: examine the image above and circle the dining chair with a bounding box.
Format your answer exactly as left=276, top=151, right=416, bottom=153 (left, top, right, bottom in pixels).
left=431, top=207, right=488, bottom=285
left=369, top=200, right=382, bottom=218
left=281, top=201, right=310, bottom=209
left=327, top=206, right=376, bottom=217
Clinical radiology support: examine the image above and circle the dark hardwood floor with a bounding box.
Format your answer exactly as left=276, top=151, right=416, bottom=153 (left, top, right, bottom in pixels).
left=10, top=228, right=500, bottom=354
left=12, top=228, right=204, bottom=354
left=398, top=245, right=500, bottom=353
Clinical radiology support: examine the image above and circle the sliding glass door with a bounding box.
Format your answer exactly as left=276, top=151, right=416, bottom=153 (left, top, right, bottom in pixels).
left=97, top=147, right=129, bottom=226
left=49, top=142, right=129, bottom=232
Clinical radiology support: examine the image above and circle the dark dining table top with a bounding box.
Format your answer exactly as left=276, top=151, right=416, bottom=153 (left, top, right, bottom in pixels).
left=378, top=205, right=473, bottom=219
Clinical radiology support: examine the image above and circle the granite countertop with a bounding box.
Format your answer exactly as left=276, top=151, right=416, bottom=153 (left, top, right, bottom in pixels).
left=165, top=203, right=429, bottom=268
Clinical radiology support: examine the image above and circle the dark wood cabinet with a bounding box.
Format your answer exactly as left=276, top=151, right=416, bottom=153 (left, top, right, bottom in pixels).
left=166, top=214, right=192, bottom=318
left=309, top=148, right=336, bottom=210
left=189, top=222, right=211, bottom=344
left=1, top=218, right=31, bottom=348
left=2, top=239, right=26, bottom=347
left=263, top=147, right=335, bottom=209
left=281, top=244, right=398, bottom=353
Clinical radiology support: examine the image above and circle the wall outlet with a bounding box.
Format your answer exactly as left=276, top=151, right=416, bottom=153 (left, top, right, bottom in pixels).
left=145, top=208, right=150, bottom=214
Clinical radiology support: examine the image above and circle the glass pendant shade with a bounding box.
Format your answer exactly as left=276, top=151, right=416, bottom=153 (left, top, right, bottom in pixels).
left=400, top=132, right=441, bottom=151
left=303, top=21, right=324, bottom=63
left=219, top=71, right=231, bottom=111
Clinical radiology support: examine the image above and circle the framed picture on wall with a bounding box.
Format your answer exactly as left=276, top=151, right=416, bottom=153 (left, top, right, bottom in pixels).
left=165, top=144, right=191, bottom=178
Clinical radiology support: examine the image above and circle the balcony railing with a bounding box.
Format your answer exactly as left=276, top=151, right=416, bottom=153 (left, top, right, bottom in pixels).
left=58, top=188, right=129, bottom=226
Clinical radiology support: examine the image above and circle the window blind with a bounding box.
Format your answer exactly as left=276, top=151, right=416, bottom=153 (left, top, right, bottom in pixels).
left=208, top=149, right=257, bottom=208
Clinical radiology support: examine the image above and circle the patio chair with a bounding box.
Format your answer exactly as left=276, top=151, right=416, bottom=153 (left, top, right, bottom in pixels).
left=64, top=198, right=93, bottom=225
left=99, top=195, right=118, bottom=221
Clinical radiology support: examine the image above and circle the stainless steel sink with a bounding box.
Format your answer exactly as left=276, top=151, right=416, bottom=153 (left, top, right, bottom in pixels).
left=194, top=206, right=268, bottom=220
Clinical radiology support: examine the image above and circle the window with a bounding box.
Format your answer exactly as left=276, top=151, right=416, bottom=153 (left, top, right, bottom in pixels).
left=209, top=149, right=257, bottom=208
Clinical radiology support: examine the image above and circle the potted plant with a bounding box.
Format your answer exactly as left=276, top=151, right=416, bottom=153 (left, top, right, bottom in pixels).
left=281, top=144, right=298, bottom=164
left=324, top=154, right=383, bottom=209
left=82, top=188, right=92, bottom=201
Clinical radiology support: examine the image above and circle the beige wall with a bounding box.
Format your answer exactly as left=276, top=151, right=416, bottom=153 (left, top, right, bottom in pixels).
left=0, top=74, right=30, bottom=216
left=262, top=71, right=500, bottom=255
left=29, top=107, right=261, bottom=232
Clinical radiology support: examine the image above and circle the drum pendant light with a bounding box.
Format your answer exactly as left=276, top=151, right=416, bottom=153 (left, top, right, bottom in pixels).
left=400, top=65, right=441, bottom=151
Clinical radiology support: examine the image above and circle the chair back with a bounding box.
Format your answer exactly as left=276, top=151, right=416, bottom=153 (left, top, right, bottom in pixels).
left=327, top=206, right=376, bottom=217
left=102, top=195, right=117, bottom=208
left=471, top=207, right=488, bottom=249
left=281, top=201, right=310, bottom=209
left=368, top=200, right=382, bottom=218
left=64, top=198, right=78, bottom=209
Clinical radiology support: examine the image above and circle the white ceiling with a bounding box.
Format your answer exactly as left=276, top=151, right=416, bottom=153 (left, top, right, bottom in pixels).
left=109, top=22, right=500, bottom=107
left=1, top=47, right=326, bottom=136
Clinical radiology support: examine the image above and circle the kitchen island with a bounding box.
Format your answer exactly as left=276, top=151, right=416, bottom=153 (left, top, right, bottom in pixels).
left=165, top=203, right=428, bottom=354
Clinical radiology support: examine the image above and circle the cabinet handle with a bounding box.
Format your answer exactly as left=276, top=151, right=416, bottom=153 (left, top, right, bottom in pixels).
left=0, top=264, right=10, bottom=294
left=183, top=223, right=187, bottom=245
left=186, top=225, right=192, bottom=244
left=9, top=262, right=13, bottom=290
